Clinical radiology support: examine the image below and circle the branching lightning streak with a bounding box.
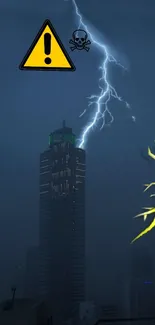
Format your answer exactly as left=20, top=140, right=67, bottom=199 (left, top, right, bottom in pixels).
left=131, top=146, right=155, bottom=243
left=71, top=0, right=133, bottom=149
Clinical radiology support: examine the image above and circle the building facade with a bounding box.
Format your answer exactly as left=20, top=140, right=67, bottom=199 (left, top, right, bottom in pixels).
left=39, top=122, right=86, bottom=323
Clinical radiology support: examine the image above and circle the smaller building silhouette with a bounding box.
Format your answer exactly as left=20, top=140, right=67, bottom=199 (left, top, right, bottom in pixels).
left=130, top=246, right=155, bottom=317
left=0, top=295, right=51, bottom=325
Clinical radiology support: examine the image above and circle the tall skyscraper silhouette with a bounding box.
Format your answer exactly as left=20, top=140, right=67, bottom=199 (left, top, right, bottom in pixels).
left=39, top=121, right=86, bottom=324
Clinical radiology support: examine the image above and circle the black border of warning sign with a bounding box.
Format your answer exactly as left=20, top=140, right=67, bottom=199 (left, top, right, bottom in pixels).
left=19, top=19, right=76, bottom=71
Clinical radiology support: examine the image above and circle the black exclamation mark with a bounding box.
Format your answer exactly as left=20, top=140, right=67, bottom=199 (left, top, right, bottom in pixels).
left=44, top=33, right=51, bottom=64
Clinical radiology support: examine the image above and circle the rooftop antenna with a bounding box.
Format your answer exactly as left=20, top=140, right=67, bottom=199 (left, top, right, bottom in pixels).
left=63, top=120, right=66, bottom=128
left=11, top=286, right=16, bottom=306
left=3, top=286, right=16, bottom=311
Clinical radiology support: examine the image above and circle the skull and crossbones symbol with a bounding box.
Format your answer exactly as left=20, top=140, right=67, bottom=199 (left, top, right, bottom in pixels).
left=69, top=29, right=91, bottom=51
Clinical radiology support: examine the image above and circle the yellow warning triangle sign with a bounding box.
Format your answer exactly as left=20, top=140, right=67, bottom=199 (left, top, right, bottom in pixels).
left=19, top=19, right=75, bottom=71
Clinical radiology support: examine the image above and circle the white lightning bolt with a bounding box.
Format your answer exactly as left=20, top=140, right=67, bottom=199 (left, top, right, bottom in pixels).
left=69, top=0, right=135, bottom=149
